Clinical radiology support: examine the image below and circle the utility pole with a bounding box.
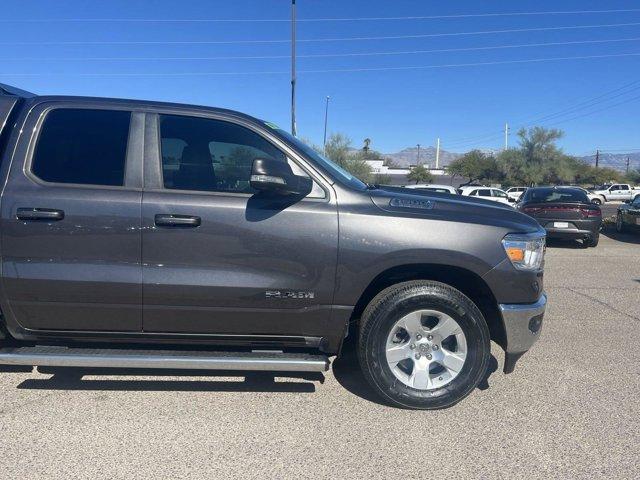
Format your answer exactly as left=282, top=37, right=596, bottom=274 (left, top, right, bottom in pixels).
left=416, top=144, right=421, bottom=165
left=435, top=137, right=441, bottom=169
left=322, top=96, right=330, bottom=153
left=626, top=156, right=630, bottom=174
left=290, top=0, right=297, bottom=136
left=504, top=123, right=509, bottom=150
left=595, top=149, right=599, bottom=168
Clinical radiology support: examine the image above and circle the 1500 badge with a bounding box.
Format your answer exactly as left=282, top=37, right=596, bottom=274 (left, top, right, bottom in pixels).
left=266, top=290, right=315, bottom=299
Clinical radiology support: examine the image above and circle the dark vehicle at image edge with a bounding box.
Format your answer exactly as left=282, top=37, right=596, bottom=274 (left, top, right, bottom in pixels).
left=517, top=187, right=602, bottom=247
left=616, top=195, right=640, bottom=233
left=0, top=84, right=546, bottom=409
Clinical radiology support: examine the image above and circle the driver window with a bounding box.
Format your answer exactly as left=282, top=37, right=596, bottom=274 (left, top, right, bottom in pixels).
left=159, top=114, right=322, bottom=197
left=633, top=196, right=640, bottom=207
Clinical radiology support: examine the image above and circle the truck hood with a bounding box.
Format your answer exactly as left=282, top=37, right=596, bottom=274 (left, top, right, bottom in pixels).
left=369, top=186, right=542, bottom=234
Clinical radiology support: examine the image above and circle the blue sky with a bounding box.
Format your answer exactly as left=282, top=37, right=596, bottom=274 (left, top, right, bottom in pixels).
left=2, top=0, right=640, bottom=156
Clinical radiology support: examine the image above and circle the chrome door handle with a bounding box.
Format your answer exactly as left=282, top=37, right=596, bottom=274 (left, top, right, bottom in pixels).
left=154, top=214, right=201, bottom=227
left=16, top=208, right=65, bottom=221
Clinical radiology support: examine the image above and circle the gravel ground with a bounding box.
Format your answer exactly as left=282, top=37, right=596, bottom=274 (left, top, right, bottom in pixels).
left=1, top=229, right=639, bottom=479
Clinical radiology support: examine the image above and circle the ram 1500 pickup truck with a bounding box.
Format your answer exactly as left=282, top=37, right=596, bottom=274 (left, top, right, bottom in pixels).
left=0, top=84, right=546, bottom=409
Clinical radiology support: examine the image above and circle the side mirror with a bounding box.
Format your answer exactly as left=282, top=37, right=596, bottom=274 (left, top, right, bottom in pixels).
left=250, top=158, right=312, bottom=196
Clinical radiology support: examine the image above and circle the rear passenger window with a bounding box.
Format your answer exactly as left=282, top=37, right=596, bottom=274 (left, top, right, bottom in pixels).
left=32, top=109, right=131, bottom=186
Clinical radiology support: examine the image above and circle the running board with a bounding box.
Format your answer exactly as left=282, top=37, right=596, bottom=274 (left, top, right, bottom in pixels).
left=0, top=346, right=330, bottom=372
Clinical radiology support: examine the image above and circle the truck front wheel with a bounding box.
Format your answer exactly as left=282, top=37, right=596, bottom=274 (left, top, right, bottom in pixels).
left=358, top=280, right=491, bottom=409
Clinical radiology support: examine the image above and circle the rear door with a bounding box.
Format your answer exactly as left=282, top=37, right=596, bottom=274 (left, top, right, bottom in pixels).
left=140, top=111, right=338, bottom=339
left=0, top=102, right=143, bottom=332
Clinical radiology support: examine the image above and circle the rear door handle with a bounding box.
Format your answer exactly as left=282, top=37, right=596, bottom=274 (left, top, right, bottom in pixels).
left=16, top=208, right=65, bottom=221
left=154, top=214, right=201, bottom=227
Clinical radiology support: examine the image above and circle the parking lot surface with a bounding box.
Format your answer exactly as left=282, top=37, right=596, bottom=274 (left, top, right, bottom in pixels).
left=0, top=229, right=639, bottom=479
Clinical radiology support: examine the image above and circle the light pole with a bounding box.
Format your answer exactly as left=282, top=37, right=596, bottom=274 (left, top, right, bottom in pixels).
left=416, top=144, right=421, bottom=165
left=323, top=96, right=330, bottom=153
left=504, top=123, right=509, bottom=150
left=291, top=0, right=297, bottom=136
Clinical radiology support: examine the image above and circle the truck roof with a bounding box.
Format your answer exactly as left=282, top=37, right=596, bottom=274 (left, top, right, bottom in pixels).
left=0, top=83, right=265, bottom=126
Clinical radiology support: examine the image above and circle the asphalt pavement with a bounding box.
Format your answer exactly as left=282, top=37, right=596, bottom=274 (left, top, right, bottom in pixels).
left=0, top=227, right=639, bottom=479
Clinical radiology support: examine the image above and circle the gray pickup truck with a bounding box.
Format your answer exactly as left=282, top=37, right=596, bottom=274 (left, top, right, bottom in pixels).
left=0, top=84, right=546, bottom=409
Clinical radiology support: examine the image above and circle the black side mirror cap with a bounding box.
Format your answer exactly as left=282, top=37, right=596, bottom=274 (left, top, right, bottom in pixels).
left=250, top=158, right=312, bottom=196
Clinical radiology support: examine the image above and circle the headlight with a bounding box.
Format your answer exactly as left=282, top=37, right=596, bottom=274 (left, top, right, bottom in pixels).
left=502, top=233, right=545, bottom=271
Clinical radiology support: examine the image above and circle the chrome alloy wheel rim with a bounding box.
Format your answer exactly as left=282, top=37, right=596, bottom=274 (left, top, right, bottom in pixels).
left=385, top=310, right=467, bottom=390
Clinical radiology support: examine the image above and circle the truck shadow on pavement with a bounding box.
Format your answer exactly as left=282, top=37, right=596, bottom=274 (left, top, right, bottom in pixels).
left=13, top=368, right=324, bottom=393
left=545, top=238, right=587, bottom=249
left=331, top=338, right=499, bottom=407
left=601, top=229, right=640, bottom=245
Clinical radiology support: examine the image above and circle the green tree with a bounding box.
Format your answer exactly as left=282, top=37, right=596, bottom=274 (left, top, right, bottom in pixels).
left=407, top=164, right=434, bottom=184
left=513, top=127, right=565, bottom=185
left=447, top=150, right=501, bottom=185
left=625, top=169, right=640, bottom=184
left=308, top=133, right=374, bottom=183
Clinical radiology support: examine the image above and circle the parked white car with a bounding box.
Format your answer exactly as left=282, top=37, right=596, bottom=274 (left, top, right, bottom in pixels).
left=573, top=187, right=608, bottom=205
left=460, top=186, right=515, bottom=206
left=403, top=184, right=458, bottom=194
left=590, top=184, right=640, bottom=204
left=505, top=187, right=528, bottom=201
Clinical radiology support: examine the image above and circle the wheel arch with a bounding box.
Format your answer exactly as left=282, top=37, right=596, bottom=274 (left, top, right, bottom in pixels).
left=349, top=264, right=506, bottom=350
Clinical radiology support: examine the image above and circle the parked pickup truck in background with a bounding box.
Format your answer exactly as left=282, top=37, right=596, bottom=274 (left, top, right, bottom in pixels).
left=590, top=183, right=640, bottom=204
left=0, top=84, right=547, bottom=409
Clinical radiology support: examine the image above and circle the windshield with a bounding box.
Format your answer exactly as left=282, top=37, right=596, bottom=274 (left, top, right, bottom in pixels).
left=267, top=125, right=368, bottom=191
left=524, top=188, right=589, bottom=204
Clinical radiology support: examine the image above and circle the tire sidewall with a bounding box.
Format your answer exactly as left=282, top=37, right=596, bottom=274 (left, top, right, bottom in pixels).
left=361, top=284, right=490, bottom=409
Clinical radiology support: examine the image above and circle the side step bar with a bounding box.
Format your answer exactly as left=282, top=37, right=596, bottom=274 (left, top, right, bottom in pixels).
left=0, top=346, right=330, bottom=372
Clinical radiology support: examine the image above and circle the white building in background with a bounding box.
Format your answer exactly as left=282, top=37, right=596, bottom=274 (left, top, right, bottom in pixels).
left=365, top=160, right=447, bottom=183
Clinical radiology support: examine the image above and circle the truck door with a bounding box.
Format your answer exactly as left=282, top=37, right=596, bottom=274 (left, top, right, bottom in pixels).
left=608, top=185, right=623, bottom=200
left=0, top=104, right=143, bottom=332
left=619, top=184, right=631, bottom=200
left=140, top=112, right=338, bottom=339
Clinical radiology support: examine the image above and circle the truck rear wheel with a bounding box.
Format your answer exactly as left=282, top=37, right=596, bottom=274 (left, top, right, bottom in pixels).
left=358, top=280, right=490, bottom=409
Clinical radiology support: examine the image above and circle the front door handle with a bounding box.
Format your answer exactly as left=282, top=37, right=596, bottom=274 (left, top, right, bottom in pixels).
left=16, top=208, right=65, bottom=221
left=155, top=214, right=201, bottom=227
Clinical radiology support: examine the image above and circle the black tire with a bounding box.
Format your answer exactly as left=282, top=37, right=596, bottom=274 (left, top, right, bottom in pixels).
left=587, top=233, right=600, bottom=247
left=616, top=212, right=626, bottom=233
left=358, top=280, right=491, bottom=410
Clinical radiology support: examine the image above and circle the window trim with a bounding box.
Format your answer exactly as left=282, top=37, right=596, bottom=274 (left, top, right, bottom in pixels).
left=23, top=102, right=142, bottom=191
left=143, top=109, right=329, bottom=201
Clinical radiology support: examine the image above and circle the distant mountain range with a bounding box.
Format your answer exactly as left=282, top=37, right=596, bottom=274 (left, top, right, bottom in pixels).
left=382, top=146, right=461, bottom=168
left=381, top=146, right=640, bottom=172
left=579, top=152, right=640, bottom=172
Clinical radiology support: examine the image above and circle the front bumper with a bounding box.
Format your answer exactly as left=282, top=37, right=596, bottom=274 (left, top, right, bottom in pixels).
left=498, top=293, right=547, bottom=373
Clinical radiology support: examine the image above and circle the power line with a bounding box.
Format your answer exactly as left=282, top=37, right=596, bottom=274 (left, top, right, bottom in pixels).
left=449, top=90, right=640, bottom=151
left=3, top=8, right=640, bottom=22
left=446, top=78, right=640, bottom=148
left=2, top=21, right=640, bottom=45
left=4, top=37, right=640, bottom=61
left=3, top=51, right=639, bottom=76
